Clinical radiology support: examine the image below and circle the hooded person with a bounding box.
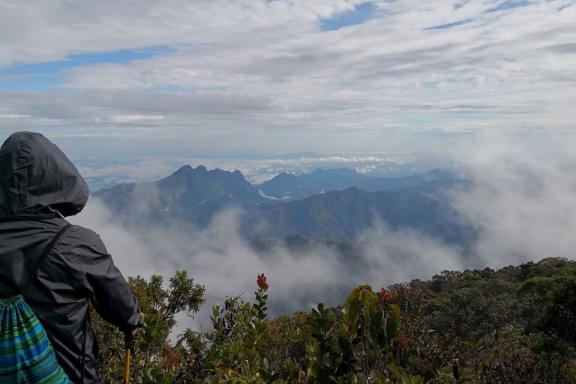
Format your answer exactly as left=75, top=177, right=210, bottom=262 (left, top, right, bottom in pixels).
left=0, top=132, right=142, bottom=383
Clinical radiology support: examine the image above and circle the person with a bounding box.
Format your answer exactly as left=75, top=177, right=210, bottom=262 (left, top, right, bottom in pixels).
left=0, top=132, right=143, bottom=383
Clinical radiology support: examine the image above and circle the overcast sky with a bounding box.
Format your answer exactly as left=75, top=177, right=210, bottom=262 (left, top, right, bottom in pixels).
left=0, top=0, right=574, bottom=156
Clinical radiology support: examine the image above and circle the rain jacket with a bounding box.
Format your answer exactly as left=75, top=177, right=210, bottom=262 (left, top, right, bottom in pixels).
left=0, top=132, right=141, bottom=383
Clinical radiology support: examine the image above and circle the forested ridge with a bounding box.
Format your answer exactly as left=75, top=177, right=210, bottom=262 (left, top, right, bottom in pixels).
left=94, top=258, right=576, bottom=383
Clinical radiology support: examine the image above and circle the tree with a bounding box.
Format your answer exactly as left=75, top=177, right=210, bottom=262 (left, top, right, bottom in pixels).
left=540, top=277, right=576, bottom=347
left=93, top=271, right=205, bottom=383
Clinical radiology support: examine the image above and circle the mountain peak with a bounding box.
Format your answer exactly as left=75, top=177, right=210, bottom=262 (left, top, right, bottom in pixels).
left=164, top=165, right=252, bottom=186
left=174, top=164, right=193, bottom=173
left=168, top=164, right=210, bottom=179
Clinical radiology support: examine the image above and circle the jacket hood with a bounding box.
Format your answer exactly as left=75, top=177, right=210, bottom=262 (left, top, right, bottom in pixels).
left=0, top=132, right=89, bottom=217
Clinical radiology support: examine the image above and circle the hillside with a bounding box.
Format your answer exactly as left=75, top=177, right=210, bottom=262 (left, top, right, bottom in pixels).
left=253, top=181, right=474, bottom=245
left=258, top=168, right=454, bottom=201
left=94, top=257, right=576, bottom=383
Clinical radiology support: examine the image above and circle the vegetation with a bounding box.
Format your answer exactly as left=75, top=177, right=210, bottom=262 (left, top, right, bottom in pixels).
left=93, top=258, right=576, bottom=383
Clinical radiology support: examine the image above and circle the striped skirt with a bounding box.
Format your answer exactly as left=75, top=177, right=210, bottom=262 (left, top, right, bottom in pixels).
left=0, top=295, right=69, bottom=383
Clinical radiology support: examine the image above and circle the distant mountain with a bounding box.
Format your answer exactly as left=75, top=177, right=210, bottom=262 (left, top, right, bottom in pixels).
left=95, top=165, right=474, bottom=246
left=252, top=181, right=474, bottom=245
left=257, top=168, right=454, bottom=201
left=95, top=165, right=270, bottom=226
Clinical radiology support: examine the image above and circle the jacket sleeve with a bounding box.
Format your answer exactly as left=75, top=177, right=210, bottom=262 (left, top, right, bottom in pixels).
left=60, top=225, right=141, bottom=332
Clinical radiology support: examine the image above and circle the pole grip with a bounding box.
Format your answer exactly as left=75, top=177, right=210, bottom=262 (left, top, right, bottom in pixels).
left=123, top=332, right=135, bottom=384
left=123, top=348, right=132, bottom=383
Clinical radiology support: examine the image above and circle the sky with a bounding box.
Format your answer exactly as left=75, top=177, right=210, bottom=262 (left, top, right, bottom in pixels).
left=0, top=0, right=574, bottom=158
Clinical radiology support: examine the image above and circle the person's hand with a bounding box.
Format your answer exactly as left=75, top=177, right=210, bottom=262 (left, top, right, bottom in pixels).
left=131, top=312, right=145, bottom=337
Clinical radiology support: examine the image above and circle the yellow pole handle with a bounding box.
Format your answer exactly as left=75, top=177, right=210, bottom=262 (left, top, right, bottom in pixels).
left=123, top=348, right=132, bottom=384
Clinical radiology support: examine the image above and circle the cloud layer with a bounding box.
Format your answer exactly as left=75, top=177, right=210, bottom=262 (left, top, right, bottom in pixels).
left=1, top=0, right=574, bottom=153
left=69, top=134, right=576, bottom=331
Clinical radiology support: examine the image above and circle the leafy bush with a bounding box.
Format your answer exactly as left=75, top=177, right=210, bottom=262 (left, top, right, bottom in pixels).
left=93, top=258, right=576, bottom=383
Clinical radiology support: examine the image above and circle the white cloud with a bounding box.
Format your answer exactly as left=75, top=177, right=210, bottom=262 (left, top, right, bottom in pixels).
left=0, top=0, right=574, bottom=152
left=67, top=132, right=576, bottom=331
left=70, top=198, right=464, bottom=330
left=453, top=133, right=576, bottom=266
left=107, top=115, right=165, bottom=124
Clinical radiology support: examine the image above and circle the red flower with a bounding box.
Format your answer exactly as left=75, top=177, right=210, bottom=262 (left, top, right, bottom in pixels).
left=379, top=289, right=392, bottom=299
left=257, top=273, right=269, bottom=291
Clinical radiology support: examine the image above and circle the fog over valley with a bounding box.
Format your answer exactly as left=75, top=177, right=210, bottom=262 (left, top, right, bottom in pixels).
left=67, top=135, right=576, bottom=329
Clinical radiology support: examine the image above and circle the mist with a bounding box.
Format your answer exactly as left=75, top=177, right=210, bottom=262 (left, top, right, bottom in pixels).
left=454, top=134, right=576, bottom=267
left=69, top=136, right=576, bottom=331
left=70, top=198, right=463, bottom=331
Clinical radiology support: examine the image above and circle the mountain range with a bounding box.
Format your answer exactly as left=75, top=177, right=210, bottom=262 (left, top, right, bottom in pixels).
left=257, top=168, right=454, bottom=201
left=94, top=165, right=474, bottom=246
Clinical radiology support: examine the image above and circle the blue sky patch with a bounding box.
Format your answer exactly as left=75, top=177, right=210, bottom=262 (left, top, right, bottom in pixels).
left=425, top=18, right=472, bottom=30
left=320, top=2, right=378, bottom=31
left=0, top=46, right=173, bottom=92
left=0, top=73, right=65, bottom=92
left=485, top=0, right=534, bottom=13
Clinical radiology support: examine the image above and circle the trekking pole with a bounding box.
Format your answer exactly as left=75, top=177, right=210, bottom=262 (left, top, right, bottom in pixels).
left=123, top=332, right=135, bottom=384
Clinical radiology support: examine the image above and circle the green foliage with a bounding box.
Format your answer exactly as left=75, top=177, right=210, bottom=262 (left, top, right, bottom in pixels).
left=306, top=285, right=403, bottom=384
left=306, top=302, right=354, bottom=382
left=93, top=258, right=576, bottom=383
left=539, top=277, right=576, bottom=347
left=93, top=271, right=205, bottom=383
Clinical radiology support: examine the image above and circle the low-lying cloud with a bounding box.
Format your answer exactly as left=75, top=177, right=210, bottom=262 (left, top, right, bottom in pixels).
left=72, top=202, right=347, bottom=329
left=454, top=136, right=576, bottom=267
left=70, top=137, right=576, bottom=331
left=70, top=198, right=463, bottom=331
